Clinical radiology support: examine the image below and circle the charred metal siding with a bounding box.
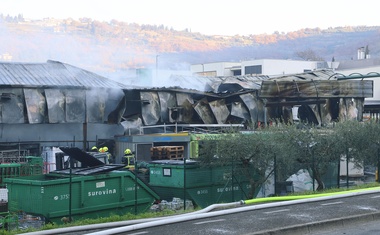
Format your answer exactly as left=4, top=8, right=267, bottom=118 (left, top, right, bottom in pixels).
left=0, top=61, right=127, bottom=125
left=5, top=87, right=126, bottom=124
left=0, top=61, right=127, bottom=147
left=260, top=78, right=373, bottom=123
left=132, top=70, right=373, bottom=130
left=260, top=80, right=373, bottom=98
left=0, top=60, right=375, bottom=150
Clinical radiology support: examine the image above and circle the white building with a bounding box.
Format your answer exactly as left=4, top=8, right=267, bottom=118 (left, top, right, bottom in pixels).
left=191, top=59, right=328, bottom=77
left=191, top=62, right=241, bottom=77
left=241, top=59, right=327, bottom=76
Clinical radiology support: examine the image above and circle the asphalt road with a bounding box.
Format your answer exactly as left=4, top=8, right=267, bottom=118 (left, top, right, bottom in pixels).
left=104, top=192, right=380, bottom=235
left=32, top=190, right=380, bottom=235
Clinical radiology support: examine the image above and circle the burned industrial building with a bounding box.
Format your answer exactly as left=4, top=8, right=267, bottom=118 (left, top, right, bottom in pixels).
left=0, top=60, right=374, bottom=158
left=0, top=59, right=377, bottom=227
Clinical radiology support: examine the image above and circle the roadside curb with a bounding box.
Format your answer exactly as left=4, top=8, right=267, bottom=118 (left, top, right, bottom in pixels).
left=248, top=211, right=380, bottom=235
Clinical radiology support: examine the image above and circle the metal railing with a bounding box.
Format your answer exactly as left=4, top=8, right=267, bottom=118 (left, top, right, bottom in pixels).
left=138, top=123, right=245, bottom=135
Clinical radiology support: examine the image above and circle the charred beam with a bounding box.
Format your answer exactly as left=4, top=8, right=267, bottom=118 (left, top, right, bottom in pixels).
left=260, top=80, right=373, bottom=98
left=265, top=99, right=327, bottom=107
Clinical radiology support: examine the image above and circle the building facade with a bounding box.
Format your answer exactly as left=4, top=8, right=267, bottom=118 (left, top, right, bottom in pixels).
left=191, top=59, right=328, bottom=77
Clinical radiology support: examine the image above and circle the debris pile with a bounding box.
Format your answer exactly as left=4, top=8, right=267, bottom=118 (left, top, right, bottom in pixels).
left=151, top=197, right=194, bottom=212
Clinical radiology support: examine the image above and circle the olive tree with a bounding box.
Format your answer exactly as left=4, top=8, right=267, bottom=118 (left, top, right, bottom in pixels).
left=197, top=120, right=377, bottom=196
left=334, top=121, right=375, bottom=176
left=280, top=125, right=343, bottom=191
left=363, top=121, right=380, bottom=168
left=335, top=120, right=380, bottom=180
left=198, top=128, right=282, bottom=199
left=364, top=121, right=380, bottom=182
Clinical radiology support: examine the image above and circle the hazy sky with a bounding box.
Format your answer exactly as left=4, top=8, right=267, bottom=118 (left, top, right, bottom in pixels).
left=1, top=0, right=379, bottom=36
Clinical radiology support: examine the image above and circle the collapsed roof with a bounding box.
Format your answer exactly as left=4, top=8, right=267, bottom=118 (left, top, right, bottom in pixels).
left=0, top=61, right=373, bottom=134
left=124, top=70, right=372, bottom=132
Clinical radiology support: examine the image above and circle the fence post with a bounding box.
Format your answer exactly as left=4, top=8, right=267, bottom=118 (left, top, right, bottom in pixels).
left=183, top=156, right=186, bottom=211
left=377, top=147, right=380, bottom=183
left=69, top=156, right=73, bottom=222
left=134, top=144, right=138, bottom=215
left=346, top=148, right=349, bottom=189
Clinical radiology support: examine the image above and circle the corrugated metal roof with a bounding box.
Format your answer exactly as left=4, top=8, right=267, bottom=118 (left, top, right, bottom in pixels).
left=267, top=69, right=337, bottom=81
left=0, top=60, right=128, bottom=89
left=154, top=74, right=267, bottom=93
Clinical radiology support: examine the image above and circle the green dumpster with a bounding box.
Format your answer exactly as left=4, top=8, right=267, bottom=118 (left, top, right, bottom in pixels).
left=148, top=160, right=258, bottom=208
left=5, top=170, right=160, bottom=223
left=149, top=161, right=210, bottom=187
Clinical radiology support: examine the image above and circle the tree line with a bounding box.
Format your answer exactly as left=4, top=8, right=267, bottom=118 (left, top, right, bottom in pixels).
left=198, top=120, right=380, bottom=198
left=1, top=14, right=379, bottom=71
left=2, top=14, right=379, bottom=56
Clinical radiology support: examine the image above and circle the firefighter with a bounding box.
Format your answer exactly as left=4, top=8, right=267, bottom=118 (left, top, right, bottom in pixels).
left=99, top=146, right=113, bottom=163
left=122, top=148, right=135, bottom=168
left=90, top=146, right=98, bottom=152
left=124, top=148, right=132, bottom=156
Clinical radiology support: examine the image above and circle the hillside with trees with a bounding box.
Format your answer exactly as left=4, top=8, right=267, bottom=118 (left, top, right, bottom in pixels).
left=1, top=14, right=380, bottom=80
